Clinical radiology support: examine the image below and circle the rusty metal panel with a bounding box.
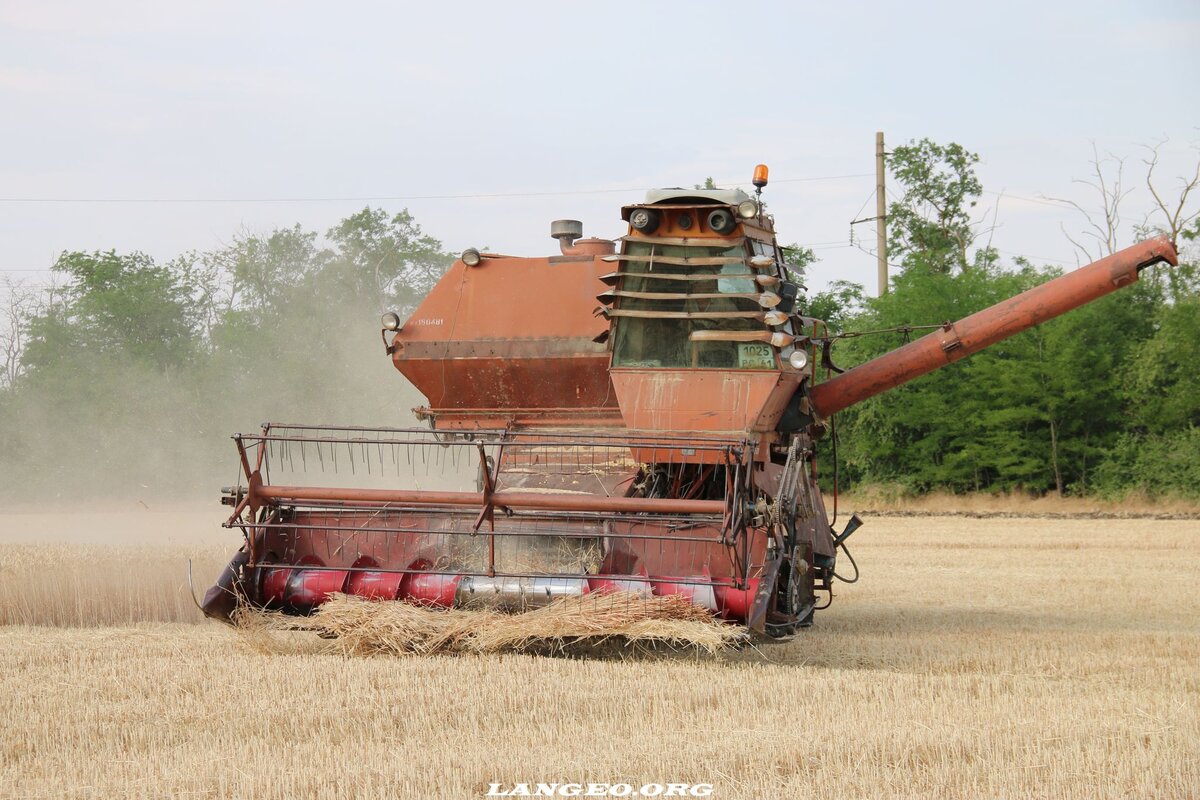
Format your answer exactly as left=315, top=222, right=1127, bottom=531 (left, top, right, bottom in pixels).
left=391, top=254, right=615, bottom=428
left=611, top=369, right=784, bottom=437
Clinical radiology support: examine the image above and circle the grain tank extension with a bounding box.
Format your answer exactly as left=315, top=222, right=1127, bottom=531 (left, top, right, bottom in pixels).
left=204, top=168, right=1178, bottom=636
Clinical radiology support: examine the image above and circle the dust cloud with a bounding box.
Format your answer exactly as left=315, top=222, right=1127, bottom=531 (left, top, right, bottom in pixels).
left=0, top=303, right=455, bottom=513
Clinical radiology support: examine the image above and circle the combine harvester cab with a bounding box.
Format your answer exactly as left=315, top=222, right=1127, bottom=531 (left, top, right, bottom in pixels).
left=204, top=166, right=1179, bottom=638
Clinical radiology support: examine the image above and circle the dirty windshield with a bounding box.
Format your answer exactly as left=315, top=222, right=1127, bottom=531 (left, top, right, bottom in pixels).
left=611, top=240, right=776, bottom=369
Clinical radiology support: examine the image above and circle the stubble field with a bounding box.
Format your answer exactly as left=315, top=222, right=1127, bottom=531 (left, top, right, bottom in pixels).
left=0, top=510, right=1197, bottom=799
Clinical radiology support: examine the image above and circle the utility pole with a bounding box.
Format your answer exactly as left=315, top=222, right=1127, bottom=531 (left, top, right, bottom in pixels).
left=875, top=131, right=888, bottom=296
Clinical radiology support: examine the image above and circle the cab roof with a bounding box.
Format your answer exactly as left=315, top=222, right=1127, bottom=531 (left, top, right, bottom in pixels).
left=643, top=187, right=751, bottom=206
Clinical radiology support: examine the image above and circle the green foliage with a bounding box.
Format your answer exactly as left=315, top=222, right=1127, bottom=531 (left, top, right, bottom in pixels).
left=1090, top=428, right=1200, bottom=499
left=1124, top=293, right=1200, bottom=433
left=832, top=263, right=1035, bottom=492
left=23, top=251, right=198, bottom=373
left=826, top=256, right=1177, bottom=497
left=779, top=243, right=818, bottom=279
left=223, top=224, right=326, bottom=319
left=888, top=139, right=985, bottom=274
left=806, top=137, right=1200, bottom=501
left=806, top=280, right=865, bottom=331
left=1, top=207, right=454, bottom=501
left=324, top=208, right=453, bottom=311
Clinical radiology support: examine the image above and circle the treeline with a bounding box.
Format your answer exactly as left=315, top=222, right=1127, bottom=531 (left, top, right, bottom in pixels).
left=0, top=141, right=1196, bottom=503
left=0, top=209, right=454, bottom=501
left=809, top=139, right=1200, bottom=499
left=821, top=252, right=1199, bottom=498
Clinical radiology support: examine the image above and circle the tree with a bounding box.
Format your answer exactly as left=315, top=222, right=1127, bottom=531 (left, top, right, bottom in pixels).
left=1122, top=294, right=1200, bottom=434
left=1046, top=143, right=1133, bottom=263
left=0, top=277, right=50, bottom=389
left=1046, top=142, right=1200, bottom=499
left=806, top=280, right=865, bottom=331
left=1142, top=138, right=1200, bottom=245
left=324, top=208, right=454, bottom=312
left=829, top=264, right=1043, bottom=493
left=21, top=250, right=198, bottom=375
left=0, top=206, right=458, bottom=503
left=887, top=139, right=990, bottom=274
left=206, top=224, right=328, bottom=322
left=779, top=242, right=818, bottom=281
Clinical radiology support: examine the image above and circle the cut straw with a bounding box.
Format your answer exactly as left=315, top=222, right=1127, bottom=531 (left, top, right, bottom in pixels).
left=232, top=592, right=742, bottom=656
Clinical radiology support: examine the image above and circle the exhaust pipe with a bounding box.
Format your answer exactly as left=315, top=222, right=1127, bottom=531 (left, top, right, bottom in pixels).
left=551, top=219, right=615, bottom=257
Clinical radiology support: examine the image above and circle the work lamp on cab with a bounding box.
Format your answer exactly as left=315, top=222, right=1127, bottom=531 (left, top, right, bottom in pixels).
left=757, top=291, right=782, bottom=308
left=629, top=208, right=661, bottom=234
left=461, top=248, right=482, bottom=267
left=380, top=311, right=401, bottom=331
left=737, top=199, right=759, bottom=219
left=769, top=332, right=794, bottom=348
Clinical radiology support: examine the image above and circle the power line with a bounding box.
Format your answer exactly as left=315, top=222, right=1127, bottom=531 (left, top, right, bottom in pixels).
left=0, top=172, right=874, bottom=204
left=992, top=247, right=1077, bottom=265
left=982, top=190, right=1075, bottom=209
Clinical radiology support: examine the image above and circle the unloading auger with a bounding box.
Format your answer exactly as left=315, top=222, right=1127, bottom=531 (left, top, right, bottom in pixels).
left=203, top=165, right=1178, bottom=637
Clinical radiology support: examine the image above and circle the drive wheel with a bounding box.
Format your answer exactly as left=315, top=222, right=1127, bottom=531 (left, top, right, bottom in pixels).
left=764, top=557, right=809, bottom=639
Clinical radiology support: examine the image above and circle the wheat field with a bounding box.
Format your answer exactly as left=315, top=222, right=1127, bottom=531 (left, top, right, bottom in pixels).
left=0, top=510, right=1197, bottom=799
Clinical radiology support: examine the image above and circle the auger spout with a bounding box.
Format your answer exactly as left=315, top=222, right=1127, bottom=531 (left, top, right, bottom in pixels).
left=807, top=236, right=1179, bottom=419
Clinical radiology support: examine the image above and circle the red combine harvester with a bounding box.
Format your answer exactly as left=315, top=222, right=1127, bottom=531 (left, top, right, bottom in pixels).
left=203, top=167, right=1178, bottom=637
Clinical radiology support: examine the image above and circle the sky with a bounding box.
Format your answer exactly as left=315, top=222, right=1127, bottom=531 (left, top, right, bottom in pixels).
left=1, top=0, right=1198, bottom=296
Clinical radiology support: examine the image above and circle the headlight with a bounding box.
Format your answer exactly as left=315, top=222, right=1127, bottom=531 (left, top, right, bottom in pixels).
left=789, top=349, right=809, bottom=370
left=461, top=248, right=482, bottom=267
left=381, top=311, right=401, bottom=331
left=737, top=199, right=759, bottom=219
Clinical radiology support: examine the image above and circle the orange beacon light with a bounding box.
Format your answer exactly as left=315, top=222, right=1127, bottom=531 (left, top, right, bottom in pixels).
left=752, top=164, right=769, bottom=190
